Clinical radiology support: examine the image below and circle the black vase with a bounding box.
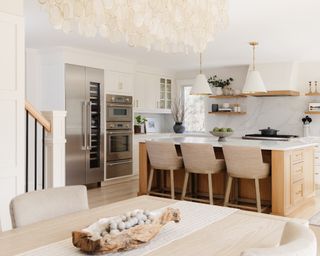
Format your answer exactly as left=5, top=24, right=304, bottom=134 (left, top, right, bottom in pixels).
left=173, top=122, right=185, bottom=133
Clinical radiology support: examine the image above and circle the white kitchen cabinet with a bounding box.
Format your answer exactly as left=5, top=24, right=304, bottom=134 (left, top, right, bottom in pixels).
left=133, top=72, right=173, bottom=113
left=105, top=70, right=133, bottom=96
left=159, top=78, right=172, bottom=110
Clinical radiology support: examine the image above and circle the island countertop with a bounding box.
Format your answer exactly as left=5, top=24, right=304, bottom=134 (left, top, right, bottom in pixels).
left=137, top=135, right=318, bottom=151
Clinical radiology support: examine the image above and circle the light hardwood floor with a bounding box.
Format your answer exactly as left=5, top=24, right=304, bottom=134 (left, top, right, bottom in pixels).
left=88, top=178, right=139, bottom=209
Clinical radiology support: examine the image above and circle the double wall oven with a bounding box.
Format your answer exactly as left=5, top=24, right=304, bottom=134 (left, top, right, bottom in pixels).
left=106, top=94, right=133, bottom=179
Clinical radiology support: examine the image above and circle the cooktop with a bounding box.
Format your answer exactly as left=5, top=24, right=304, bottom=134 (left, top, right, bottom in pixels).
left=242, top=134, right=299, bottom=141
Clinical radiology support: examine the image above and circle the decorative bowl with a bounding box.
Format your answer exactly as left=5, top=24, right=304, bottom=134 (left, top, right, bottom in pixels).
left=210, top=131, right=233, bottom=142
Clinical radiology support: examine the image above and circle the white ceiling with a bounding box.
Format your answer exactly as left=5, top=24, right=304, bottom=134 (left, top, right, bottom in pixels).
left=25, top=0, right=320, bottom=71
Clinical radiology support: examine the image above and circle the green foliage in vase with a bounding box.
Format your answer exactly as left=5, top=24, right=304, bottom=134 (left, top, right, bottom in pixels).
left=135, top=115, right=147, bottom=125
left=207, top=75, right=234, bottom=88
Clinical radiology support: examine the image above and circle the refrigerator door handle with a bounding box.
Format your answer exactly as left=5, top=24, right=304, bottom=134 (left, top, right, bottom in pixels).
left=81, top=101, right=87, bottom=150
left=87, top=101, right=92, bottom=150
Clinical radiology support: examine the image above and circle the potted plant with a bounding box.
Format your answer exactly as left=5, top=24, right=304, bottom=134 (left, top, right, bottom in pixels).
left=171, top=97, right=185, bottom=133
left=134, top=115, right=147, bottom=134
left=207, top=75, right=234, bottom=95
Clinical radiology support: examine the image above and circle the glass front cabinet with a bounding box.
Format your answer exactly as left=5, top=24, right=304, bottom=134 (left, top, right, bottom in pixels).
left=159, top=78, right=172, bottom=111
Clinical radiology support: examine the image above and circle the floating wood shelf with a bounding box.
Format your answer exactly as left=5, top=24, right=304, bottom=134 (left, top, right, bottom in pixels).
left=305, top=111, right=320, bottom=115
left=209, top=90, right=300, bottom=98
left=305, top=92, right=320, bottom=96
left=208, top=112, right=246, bottom=115
left=209, top=95, right=247, bottom=99
left=244, top=90, right=300, bottom=97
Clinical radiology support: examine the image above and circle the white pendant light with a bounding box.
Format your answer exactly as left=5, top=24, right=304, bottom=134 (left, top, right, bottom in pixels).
left=190, top=53, right=212, bottom=95
left=242, top=42, right=267, bottom=93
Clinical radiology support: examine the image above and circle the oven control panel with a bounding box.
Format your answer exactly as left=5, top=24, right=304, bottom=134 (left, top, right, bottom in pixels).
left=107, top=122, right=132, bottom=130
left=106, top=94, right=132, bottom=105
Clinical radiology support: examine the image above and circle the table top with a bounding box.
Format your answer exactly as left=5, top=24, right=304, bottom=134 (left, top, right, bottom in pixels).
left=0, top=196, right=310, bottom=256
left=138, top=136, right=317, bottom=151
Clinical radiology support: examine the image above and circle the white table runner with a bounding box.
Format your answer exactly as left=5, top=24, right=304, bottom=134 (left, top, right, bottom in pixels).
left=19, top=201, right=238, bottom=256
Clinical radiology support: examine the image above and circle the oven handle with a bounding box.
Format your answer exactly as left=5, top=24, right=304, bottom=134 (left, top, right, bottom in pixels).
left=106, top=131, right=133, bottom=135
left=107, top=160, right=132, bottom=166
left=81, top=101, right=87, bottom=150
left=107, top=103, right=132, bottom=108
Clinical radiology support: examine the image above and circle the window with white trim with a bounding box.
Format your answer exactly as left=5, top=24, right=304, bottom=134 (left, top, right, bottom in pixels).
left=182, top=86, right=206, bottom=132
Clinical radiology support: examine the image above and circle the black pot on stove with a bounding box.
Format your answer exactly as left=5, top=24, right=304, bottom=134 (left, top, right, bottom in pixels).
left=259, top=127, right=279, bottom=136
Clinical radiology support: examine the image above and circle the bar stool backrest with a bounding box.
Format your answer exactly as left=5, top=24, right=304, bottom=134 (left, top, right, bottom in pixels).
left=222, top=145, right=269, bottom=179
left=181, top=143, right=222, bottom=174
left=146, top=141, right=182, bottom=170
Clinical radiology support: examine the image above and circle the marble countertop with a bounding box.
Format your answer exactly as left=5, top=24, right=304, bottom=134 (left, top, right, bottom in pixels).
left=137, top=135, right=319, bottom=151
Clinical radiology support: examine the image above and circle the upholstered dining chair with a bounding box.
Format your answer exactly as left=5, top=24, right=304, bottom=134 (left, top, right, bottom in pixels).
left=146, top=141, right=183, bottom=199
left=240, top=222, right=317, bottom=256
left=180, top=143, right=226, bottom=204
left=10, top=185, right=89, bottom=228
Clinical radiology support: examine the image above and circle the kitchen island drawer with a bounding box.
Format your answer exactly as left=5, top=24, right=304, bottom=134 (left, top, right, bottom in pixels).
left=291, top=162, right=304, bottom=183
left=291, top=180, right=304, bottom=205
left=291, top=149, right=304, bottom=163
left=314, top=154, right=320, bottom=165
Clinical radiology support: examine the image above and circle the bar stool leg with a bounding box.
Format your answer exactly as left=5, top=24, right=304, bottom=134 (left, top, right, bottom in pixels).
left=181, top=172, right=189, bottom=200
left=224, top=176, right=233, bottom=206
left=147, top=168, right=155, bottom=195
left=160, top=170, right=165, bottom=193
left=170, top=169, right=175, bottom=199
left=208, top=173, right=214, bottom=205
left=255, top=178, right=262, bottom=212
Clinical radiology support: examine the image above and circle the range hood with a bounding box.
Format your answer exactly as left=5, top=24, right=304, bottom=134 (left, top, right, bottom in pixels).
left=243, top=62, right=300, bottom=96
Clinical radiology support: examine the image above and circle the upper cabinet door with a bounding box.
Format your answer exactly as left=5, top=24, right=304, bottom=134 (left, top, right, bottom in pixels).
left=133, top=73, right=146, bottom=109
left=133, top=72, right=173, bottom=113
left=105, top=71, right=133, bottom=96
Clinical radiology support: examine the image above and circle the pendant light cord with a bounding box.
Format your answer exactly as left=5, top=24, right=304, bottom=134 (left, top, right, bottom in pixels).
left=250, top=41, right=258, bottom=71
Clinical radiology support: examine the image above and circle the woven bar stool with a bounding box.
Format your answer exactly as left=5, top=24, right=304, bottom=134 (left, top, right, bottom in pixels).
left=222, top=145, right=270, bottom=213
left=146, top=141, right=183, bottom=199
left=180, top=143, right=226, bottom=205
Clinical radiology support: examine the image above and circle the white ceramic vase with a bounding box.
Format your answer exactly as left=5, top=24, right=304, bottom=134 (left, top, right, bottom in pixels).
left=215, top=87, right=223, bottom=96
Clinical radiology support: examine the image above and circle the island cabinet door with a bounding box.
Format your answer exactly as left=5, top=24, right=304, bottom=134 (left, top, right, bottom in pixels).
left=303, top=147, right=315, bottom=197
left=272, top=147, right=315, bottom=216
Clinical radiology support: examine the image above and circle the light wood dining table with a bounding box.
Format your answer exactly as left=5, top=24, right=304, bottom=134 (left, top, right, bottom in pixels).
left=0, top=195, right=314, bottom=256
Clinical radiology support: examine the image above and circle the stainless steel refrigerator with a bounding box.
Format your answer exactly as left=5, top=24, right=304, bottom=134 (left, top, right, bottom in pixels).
left=65, top=64, right=104, bottom=185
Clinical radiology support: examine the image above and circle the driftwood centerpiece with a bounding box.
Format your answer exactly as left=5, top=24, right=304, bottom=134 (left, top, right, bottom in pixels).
left=72, top=207, right=181, bottom=254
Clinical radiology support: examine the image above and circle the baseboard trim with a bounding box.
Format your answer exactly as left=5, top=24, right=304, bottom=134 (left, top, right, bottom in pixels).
left=102, top=174, right=139, bottom=186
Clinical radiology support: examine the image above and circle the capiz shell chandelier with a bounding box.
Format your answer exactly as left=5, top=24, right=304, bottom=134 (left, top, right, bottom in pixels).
left=38, top=0, right=229, bottom=53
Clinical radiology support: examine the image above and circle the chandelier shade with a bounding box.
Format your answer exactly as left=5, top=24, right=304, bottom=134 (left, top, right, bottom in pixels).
left=38, top=0, right=229, bottom=53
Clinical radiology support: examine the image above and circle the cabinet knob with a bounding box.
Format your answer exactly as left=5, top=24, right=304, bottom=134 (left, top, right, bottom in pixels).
left=118, top=82, right=123, bottom=90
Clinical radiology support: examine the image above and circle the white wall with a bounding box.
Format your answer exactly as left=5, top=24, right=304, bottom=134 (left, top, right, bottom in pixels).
left=176, top=62, right=320, bottom=137
left=0, top=1, right=25, bottom=230
left=26, top=48, right=42, bottom=108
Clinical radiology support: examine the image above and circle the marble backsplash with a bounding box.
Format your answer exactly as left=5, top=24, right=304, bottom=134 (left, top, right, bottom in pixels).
left=206, top=96, right=320, bottom=137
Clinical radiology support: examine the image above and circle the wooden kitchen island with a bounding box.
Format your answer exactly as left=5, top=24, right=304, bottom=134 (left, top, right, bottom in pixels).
left=138, top=136, right=317, bottom=216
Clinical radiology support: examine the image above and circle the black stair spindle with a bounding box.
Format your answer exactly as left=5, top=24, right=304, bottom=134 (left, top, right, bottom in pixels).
left=25, top=112, right=29, bottom=193
left=34, top=119, right=37, bottom=191
left=42, top=126, right=45, bottom=189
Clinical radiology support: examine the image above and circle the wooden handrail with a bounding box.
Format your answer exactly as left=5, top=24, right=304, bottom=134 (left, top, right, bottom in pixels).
left=25, top=101, right=51, bottom=132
